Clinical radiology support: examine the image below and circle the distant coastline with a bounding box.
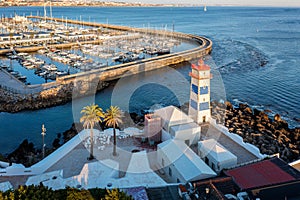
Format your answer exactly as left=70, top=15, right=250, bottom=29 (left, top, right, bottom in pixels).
left=0, top=2, right=185, bottom=8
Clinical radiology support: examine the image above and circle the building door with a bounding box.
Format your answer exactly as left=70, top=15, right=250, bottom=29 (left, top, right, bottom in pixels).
left=185, top=139, right=189, bottom=146
left=205, top=157, right=209, bottom=165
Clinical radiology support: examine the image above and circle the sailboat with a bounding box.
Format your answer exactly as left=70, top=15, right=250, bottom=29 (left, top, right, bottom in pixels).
left=204, top=5, right=207, bottom=12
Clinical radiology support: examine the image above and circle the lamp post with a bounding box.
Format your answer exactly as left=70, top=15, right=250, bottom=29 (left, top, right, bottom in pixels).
left=41, top=124, right=46, bottom=158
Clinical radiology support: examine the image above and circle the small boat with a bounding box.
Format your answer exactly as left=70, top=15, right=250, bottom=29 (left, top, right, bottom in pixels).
left=26, top=64, right=36, bottom=70
left=37, top=49, right=48, bottom=54
left=10, top=71, right=19, bottom=76
left=42, top=64, right=57, bottom=71
left=129, top=54, right=139, bottom=61
left=18, top=75, right=27, bottom=81
left=8, top=55, right=18, bottom=59
left=33, top=59, right=45, bottom=65
left=0, top=65, right=8, bottom=69
left=56, top=71, right=68, bottom=76
left=147, top=48, right=158, bottom=55
left=204, top=5, right=207, bottom=12
left=158, top=48, right=170, bottom=55
left=39, top=71, right=48, bottom=77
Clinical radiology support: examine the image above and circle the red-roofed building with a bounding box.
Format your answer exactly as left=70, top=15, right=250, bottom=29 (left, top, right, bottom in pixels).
left=225, top=157, right=300, bottom=199
left=226, top=158, right=296, bottom=190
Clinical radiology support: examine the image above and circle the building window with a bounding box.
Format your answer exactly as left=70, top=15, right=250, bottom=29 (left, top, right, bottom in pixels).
left=162, top=158, right=164, bottom=167
left=177, top=178, right=180, bottom=183
left=169, top=167, right=172, bottom=177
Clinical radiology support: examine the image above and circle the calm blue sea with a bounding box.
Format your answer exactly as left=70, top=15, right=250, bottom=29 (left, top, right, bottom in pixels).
left=0, top=6, right=299, bottom=154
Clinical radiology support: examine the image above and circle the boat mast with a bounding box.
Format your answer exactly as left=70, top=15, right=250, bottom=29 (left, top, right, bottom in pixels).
left=44, top=0, right=47, bottom=20
left=50, top=0, right=53, bottom=20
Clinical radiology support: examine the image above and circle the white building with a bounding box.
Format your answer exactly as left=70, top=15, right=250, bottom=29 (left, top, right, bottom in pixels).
left=157, top=139, right=216, bottom=183
left=198, top=139, right=237, bottom=173
left=188, top=59, right=212, bottom=124
left=154, top=106, right=200, bottom=145
left=170, top=122, right=201, bottom=146
left=155, top=106, right=194, bottom=132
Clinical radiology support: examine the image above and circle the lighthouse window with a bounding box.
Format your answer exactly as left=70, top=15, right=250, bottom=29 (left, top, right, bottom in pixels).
left=190, top=100, right=198, bottom=110
left=203, top=98, right=205, bottom=102
left=192, top=84, right=198, bottom=94
left=200, top=87, right=208, bottom=94
left=199, top=102, right=209, bottom=111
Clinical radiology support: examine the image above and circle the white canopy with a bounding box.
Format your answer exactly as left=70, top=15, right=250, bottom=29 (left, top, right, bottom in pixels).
left=158, top=139, right=216, bottom=182
left=198, top=139, right=237, bottom=163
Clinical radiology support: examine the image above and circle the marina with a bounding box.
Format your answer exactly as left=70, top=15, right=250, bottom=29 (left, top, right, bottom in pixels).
left=0, top=15, right=198, bottom=85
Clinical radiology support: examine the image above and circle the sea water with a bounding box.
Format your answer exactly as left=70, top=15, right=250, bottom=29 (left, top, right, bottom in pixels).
left=0, top=6, right=299, bottom=153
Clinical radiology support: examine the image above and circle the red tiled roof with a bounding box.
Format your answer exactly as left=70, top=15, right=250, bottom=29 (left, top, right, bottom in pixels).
left=225, top=159, right=296, bottom=190
left=191, top=59, right=211, bottom=71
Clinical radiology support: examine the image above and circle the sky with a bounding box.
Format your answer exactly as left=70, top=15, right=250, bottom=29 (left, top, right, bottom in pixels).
left=105, top=0, right=300, bottom=7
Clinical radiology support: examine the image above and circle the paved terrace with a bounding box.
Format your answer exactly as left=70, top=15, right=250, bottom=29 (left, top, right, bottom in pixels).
left=200, top=124, right=259, bottom=165
left=46, top=135, right=157, bottom=178
left=0, top=134, right=160, bottom=189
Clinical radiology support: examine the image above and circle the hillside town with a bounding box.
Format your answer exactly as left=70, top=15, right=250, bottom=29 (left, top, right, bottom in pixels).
left=0, top=0, right=176, bottom=7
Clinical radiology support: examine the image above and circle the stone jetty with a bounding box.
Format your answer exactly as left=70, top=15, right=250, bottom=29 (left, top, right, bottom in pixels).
left=0, top=81, right=109, bottom=113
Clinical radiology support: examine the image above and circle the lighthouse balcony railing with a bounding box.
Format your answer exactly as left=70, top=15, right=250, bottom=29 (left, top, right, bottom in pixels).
left=189, top=72, right=213, bottom=80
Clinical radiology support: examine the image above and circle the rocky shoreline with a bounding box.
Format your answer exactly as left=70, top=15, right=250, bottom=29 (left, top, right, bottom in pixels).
left=0, top=81, right=109, bottom=113
left=211, top=101, right=300, bottom=163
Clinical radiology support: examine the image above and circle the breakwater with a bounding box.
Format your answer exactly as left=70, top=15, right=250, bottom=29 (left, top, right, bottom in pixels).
left=0, top=16, right=212, bottom=113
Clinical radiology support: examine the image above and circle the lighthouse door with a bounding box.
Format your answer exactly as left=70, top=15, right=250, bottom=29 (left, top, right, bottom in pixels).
left=202, top=116, right=206, bottom=123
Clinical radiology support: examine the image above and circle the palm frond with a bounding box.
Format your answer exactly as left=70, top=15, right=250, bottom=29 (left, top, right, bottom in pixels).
left=104, top=106, right=123, bottom=128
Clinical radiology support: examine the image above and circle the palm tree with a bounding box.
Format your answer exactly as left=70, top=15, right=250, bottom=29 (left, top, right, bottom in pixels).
left=80, top=104, right=105, bottom=160
left=105, top=106, right=123, bottom=156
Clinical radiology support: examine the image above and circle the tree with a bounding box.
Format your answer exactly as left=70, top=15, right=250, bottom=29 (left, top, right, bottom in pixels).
left=104, top=188, right=132, bottom=200
left=104, top=106, right=123, bottom=156
left=80, top=104, right=105, bottom=160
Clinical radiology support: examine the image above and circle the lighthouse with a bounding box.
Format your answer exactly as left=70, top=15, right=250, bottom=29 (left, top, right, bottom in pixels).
left=188, top=59, right=212, bottom=124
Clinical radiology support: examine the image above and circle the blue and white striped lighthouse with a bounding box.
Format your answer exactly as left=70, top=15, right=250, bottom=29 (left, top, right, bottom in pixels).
left=188, top=59, right=212, bottom=124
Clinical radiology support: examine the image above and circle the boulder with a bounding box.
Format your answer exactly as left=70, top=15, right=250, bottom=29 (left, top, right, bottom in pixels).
left=274, top=113, right=281, bottom=122
left=225, top=101, right=233, bottom=111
